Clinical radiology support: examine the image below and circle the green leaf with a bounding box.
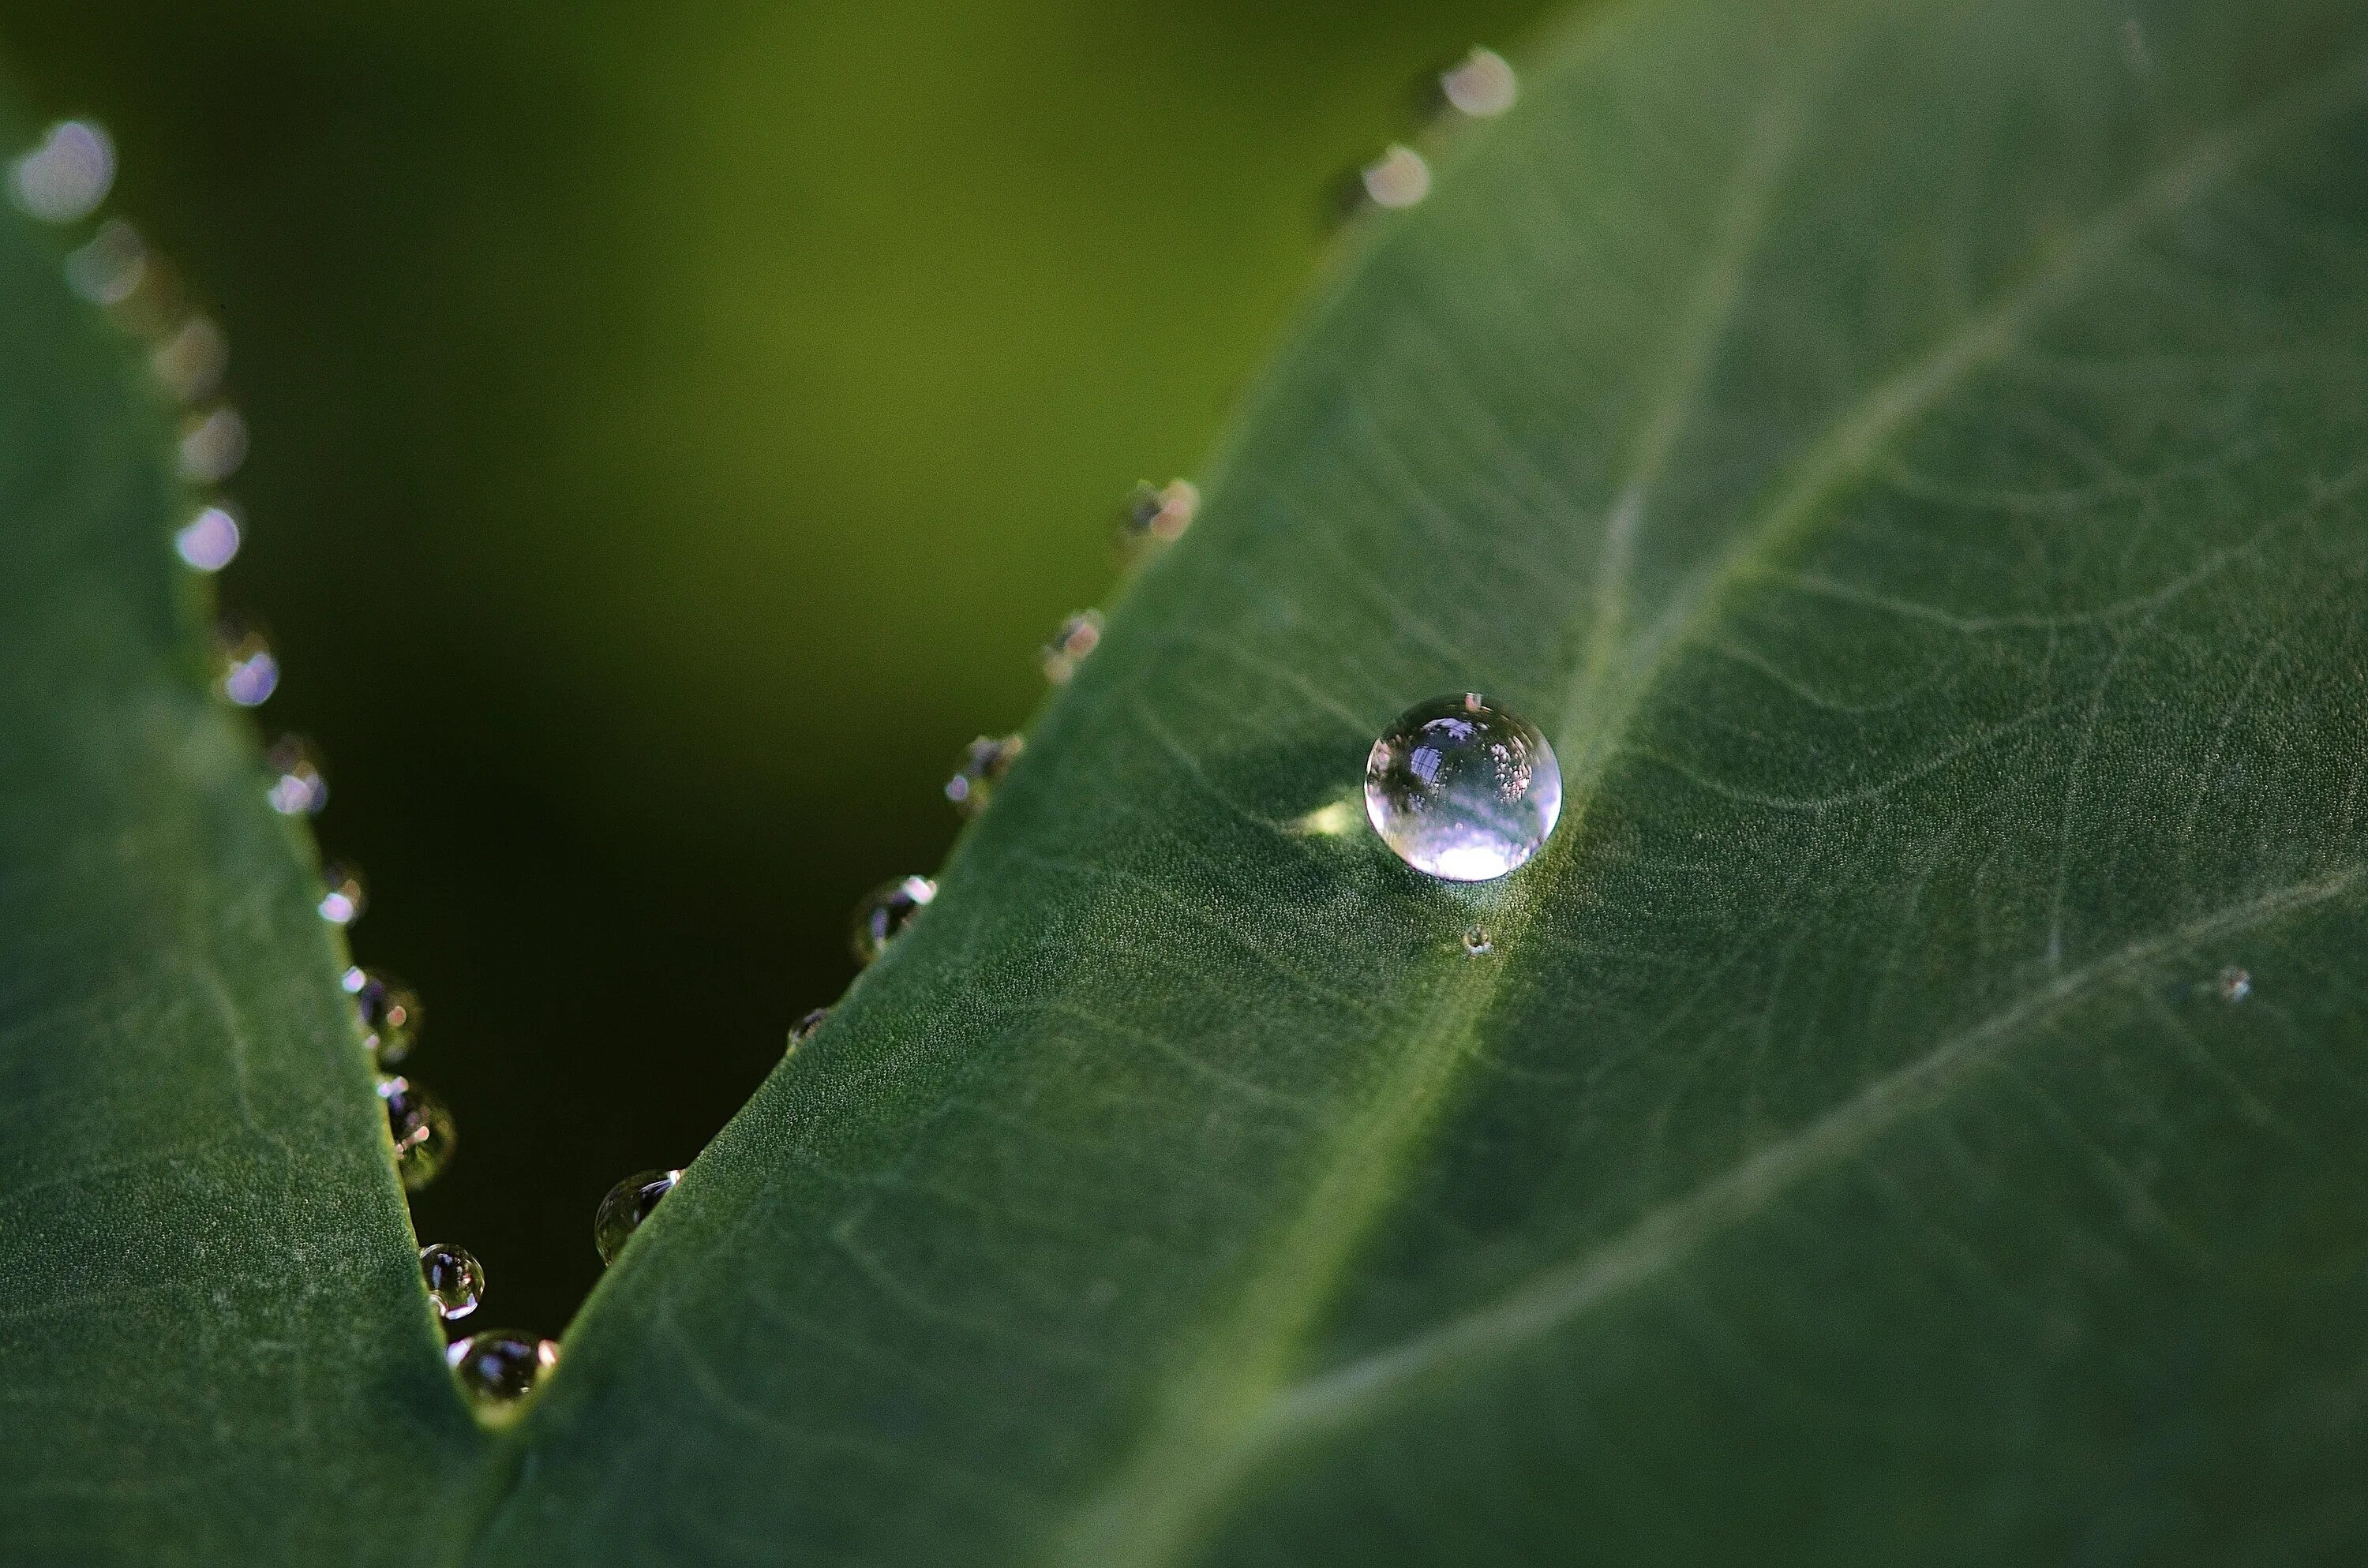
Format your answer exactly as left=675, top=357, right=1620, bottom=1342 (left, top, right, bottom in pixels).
left=0, top=149, right=490, bottom=1557
left=13, top=0, right=2368, bottom=1562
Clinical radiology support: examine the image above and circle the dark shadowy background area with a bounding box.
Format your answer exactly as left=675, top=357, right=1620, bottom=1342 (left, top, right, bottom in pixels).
left=2, top=0, right=1545, bottom=1330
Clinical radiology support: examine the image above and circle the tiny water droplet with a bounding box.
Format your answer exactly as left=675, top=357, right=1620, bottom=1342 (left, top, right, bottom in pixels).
left=1119, top=478, right=1198, bottom=546
left=946, top=734, right=1023, bottom=814
left=1462, top=927, right=1494, bottom=957
left=1042, top=611, right=1103, bottom=684
left=264, top=733, right=328, bottom=816
left=787, top=1007, right=828, bottom=1053
left=343, top=965, right=421, bottom=1066
left=178, top=405, right=249, bottom=484
left=447, top=1330, right=557, bottom=1410
left=1359, top=144, right=1432, bottom=209
left=594, top=1169, right=681, bottom=1266
left=317, top=862, right=368, bottom=926
left=377, top=1072, right=455, bottom=1189
left=174, top=504, right=241, bottom=572
left=9, top=119, right=114, bottom=223
left=215, top=620, right=279, bottom=707
left=63, top=217, right=144, bottom=305
left=2218, top=966, right=2252, bottom=1003
left=151, top=313, right=228, bottom=403
left=851, top=875, right=936, bottom=964
left=1440, top=47, right=1517, bottom=117
left=418, top=1242, right=485, bottom=1321
left=1366, top=693, right=1561, bottom=881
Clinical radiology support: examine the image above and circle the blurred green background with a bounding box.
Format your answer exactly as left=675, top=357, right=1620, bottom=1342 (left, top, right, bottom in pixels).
left=3, top=0, right=1544, bottom=1331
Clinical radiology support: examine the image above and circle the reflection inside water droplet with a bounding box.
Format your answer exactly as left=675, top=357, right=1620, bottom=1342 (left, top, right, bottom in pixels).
left=1359, top=144, right=1431, bottom=209
left=264, top=733, right=328, bottom=817
left=174, top=504, right=240, bottom=571
left=9, top=119, right=114, bottom=223
left=317, top=862, right=367, bottom=926
left=1440, top=47, right=1517, bottom=117
left=215, top=621, right=279, bottom=707
left=152, top=314, right=228, bottom=404
left=178, top=406, right=248, bottom=484
left=852, top=875, right=936, bottom=964
left=1462, top=928, right=1494, bottom=957
left=594, top=1169, right=681, bottom=1266
left=1366, top=693, right=1561, bottom=881
left=418, top=1242, right=485, bottom=1321
left=1042, top=611, right=1103, bottom=684
left=343, top=965, right=420, bottom=1065
left=2218, top=966, right=2252, bottom=1003
left=377, top=1073, right=455, bottom=1189
left=64, top=218, right=144, bottom=305
left=787, top=1007, right=827, bottom=1053
left=1120, top=478, right=1197, bottom=547
left=946, top=734, right=1023, bottom=815
left=447, top=1330, right=557, bottom=1411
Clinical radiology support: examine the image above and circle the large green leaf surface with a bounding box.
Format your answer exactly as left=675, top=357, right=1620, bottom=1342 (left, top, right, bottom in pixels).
left=0, top=134, right=492, bottom=1559
left=11, top=0, right=2368, bottom=1562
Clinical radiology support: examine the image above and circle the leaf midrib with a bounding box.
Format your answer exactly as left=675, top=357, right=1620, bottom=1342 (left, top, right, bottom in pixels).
left=1033, top=32, right=2368, bottom=1568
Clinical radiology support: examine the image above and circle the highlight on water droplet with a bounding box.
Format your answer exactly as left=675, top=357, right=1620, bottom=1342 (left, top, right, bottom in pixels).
left=946, top=734, right=1023, bottom=815
left=174, top=503, right=241, bottom=572
left=851, top=875, right=935, bottom=964
left=1119, top=478, right=1198, bottom=548
left=214, top=620, right=279, bottom=707
left=377, top=1073, right=455, bottom=1190
left=152, top=313, right=229, bottom=403
left=594, top=1169, right=681, bottom=1266
left=9, top=119, right=114, bottom=224
left=418, top=1242, right=485, bottom=1322
left=1359, top=144, right=1431, bottom=210
left=787, top=1007, right=828, bottom=1053
left=343, top=965, right=421, bottom=1066
left=447, top=1330, right=557, bottom=1413
left=263, top=733, right=328, bottom=816
left=1041, top=611, right=1103, bottom=684
left=2218, top=965, right=2252, bottom=1003
left=64, top=218, right=145, bottom=305
left=1462, top=927, right=1494, bottom=957
left=1439, top=47, right=1517, bottom=118
left=178, top=406, right=249, bottom=484
left=1366, top=692, right=1561, bottom=881
left=317, top=861, right=368, bottom=926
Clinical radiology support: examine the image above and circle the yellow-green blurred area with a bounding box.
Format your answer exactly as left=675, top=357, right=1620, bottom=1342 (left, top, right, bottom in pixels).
left=2, top=0, right=1545, bottom=1327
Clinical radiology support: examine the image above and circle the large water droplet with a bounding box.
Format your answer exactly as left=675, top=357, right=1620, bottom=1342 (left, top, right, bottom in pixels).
left=343, top=965, right=421, bottom=1066
left=1359, top=144, right=1432, bottom=209
left=1042, top=611, right=1103, bottom=684
left=447, top=1330, right=557, bottom=1411
left=851, top=875, right=935, bottom=964
left=178, top=406, right=249, bottom=484
left=787, top=1007, right=828, bottom=1053
left=1462, top=927, right=1494, bottom=957
left=594, top=1169, right=681, bottom=1266
left=946, top=734, right=1023, bottom=815
left=1439, top=47, right=1518, bottom=117
left=174, top=504, right=241, bottom=572
left=9, top=119, right=114, bottom=223
left=151, top=313, right=228, bottom=404
left=64, top=218, right=144, bottom=305
left=1119, top=478, right=1197, bottom=547
left=1366, top=693, right=1561, bottom=881
left=215, top=620, right=279, bottom=707
left=377, top=1073, right=455, bottom=1189
left=418, top=1242, right=485, bottom=1321
left=317, top=862, right=368, bottom=926
left=264, top=734, right=328, bottom=817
